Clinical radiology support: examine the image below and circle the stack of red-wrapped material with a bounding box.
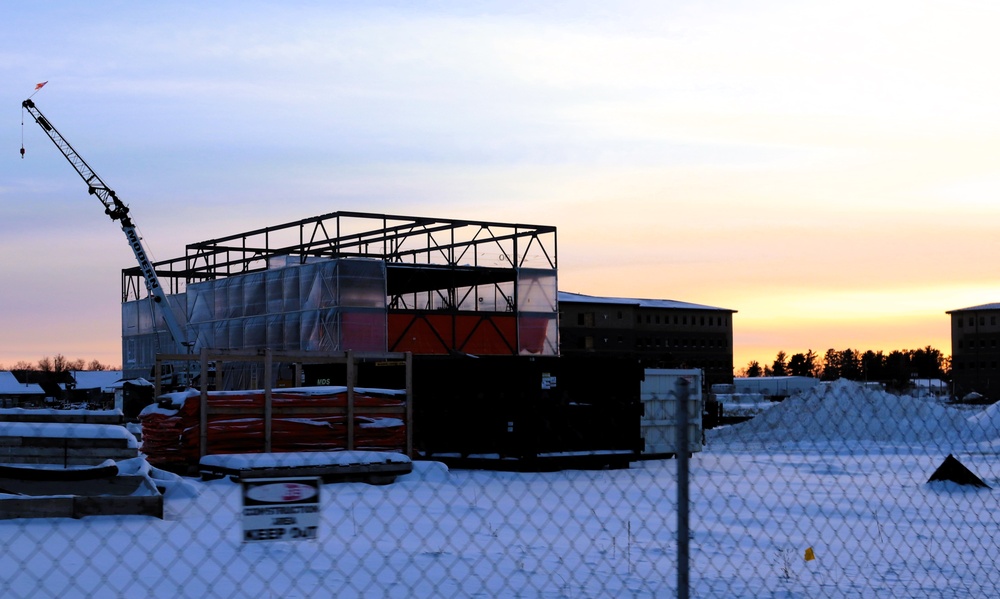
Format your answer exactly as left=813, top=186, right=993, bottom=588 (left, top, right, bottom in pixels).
left=139, top=387, right=407, bottom=471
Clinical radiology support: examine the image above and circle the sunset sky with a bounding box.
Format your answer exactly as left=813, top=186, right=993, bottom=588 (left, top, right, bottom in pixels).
left=4, top=1, right=1000, bottom=371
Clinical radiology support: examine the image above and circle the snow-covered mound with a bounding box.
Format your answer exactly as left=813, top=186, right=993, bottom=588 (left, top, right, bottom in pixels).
left=399, top=460, right=450, bottom=483
left=965, top=400, right=1000, bottom=433
left=707, top=379, right=999, bottom=448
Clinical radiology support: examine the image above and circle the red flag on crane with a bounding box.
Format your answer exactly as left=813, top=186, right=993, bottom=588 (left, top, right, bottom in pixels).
left=34, top=81, right=47, bottom=90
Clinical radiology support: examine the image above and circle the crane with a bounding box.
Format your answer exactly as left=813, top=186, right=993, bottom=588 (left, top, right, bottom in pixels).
left=21, top=98, right=192, bottom=349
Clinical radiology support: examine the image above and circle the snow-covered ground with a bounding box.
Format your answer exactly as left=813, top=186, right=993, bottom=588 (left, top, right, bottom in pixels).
left=1, top=379, right=999, bottom=598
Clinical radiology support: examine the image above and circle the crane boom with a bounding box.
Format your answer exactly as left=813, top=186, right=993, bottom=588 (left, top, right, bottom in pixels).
left=22, top=98, right=191, bottom=348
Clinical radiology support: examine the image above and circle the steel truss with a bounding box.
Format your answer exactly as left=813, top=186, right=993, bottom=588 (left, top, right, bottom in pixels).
left=123, top=211, right=558, bottom=304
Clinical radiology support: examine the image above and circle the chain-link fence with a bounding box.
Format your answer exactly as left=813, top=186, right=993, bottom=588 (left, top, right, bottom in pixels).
left=1, top=378, right=998, bottom=598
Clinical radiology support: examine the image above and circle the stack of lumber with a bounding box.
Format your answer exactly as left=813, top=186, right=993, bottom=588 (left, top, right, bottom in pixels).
left=0, top=409, right=137, bottom=466
left=0, top=410, right=161, bottom=520
left=140, top=387, right=407, bottom=471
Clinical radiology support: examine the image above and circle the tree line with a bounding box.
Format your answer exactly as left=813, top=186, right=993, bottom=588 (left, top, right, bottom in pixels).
left=741, top=346, right=949, bottom=389
left=3, top=354, right=119, bottom=372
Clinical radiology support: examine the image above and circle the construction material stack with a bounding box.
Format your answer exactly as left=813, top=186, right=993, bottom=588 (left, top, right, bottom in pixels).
left=139, top=386, right=408, bottom=473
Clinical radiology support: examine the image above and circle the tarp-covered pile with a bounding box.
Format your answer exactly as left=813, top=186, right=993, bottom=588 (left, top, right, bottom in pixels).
left=139, top=386, right=407, bottom=470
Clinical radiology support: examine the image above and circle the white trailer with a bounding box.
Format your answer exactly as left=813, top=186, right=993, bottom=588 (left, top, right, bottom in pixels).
left=732, top=376, right=820, bottom=400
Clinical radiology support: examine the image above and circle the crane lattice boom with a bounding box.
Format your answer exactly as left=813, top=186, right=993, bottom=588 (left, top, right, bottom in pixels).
left=22, top=98, right=191, bottom=348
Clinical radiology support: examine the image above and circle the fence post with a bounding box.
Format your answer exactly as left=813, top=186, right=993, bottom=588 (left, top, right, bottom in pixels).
left=675, top=376, right=690, bottom=599
left=200, top=348, right=209, bottom=459
left=264, top=348, right=273, bottom=453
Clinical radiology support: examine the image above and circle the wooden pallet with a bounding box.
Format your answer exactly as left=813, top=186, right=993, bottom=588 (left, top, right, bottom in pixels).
left=0, top=410, right=123, bottom=425
left=0, top=475, right=162, bottom=520
left=0, top=436, right=138, bottom=466
left=199, top=451, right=413, bottom=485
left=0, top=412, right=159, bottom=519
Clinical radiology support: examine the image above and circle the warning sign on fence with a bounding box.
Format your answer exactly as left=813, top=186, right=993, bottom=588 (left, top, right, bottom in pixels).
left=241, top=477, right=321, bottom=543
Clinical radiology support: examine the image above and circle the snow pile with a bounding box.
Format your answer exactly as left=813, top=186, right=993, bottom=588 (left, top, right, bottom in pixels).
left=398, top=460, right=450, bottom=483
left=116, top=456, right=201, bottom=499
left=964, top=401, right=1000, bottom=451
left=707, top=379, right=998, bottom=448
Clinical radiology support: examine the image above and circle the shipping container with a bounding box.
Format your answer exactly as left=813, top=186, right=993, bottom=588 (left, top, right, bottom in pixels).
left=405, top=355, right=643, bottom=470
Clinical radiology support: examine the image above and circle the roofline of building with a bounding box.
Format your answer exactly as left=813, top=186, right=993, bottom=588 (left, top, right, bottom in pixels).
left=946, top=303, right=1000, bottom=314
left=558, top=291, right=736, bottom=313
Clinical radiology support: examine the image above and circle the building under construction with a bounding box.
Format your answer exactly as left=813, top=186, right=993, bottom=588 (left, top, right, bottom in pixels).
left=22, top=96, right=689, bottom=468
left=121, top=211, right=558, bottom=382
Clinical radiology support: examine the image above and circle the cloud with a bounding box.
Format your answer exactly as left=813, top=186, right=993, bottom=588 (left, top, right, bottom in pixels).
left=7, top=0, right=1000, bottom=366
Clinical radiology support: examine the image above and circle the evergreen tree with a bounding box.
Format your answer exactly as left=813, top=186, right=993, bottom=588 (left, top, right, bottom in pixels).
left=804, top=349, right=820, bottom=378
left=861, top=350, right=884, bottom=381
left=787, top=351, right=820, bottom=377
left=822, top=349, right=840, bottom=380
left=912, top=346, right=946, bottom=379
left=839, top=349, right=862, bottom=380
left=771, top=351, right=788, bottom=377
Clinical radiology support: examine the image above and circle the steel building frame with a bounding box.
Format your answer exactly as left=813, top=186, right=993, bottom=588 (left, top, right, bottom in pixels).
left=123, top=211, right=558, bottom=303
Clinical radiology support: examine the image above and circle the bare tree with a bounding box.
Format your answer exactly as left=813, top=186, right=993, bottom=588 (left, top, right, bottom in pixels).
left=51, top=354, right=70, bottom=373
left=12, top=357, right=118, bottom=372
